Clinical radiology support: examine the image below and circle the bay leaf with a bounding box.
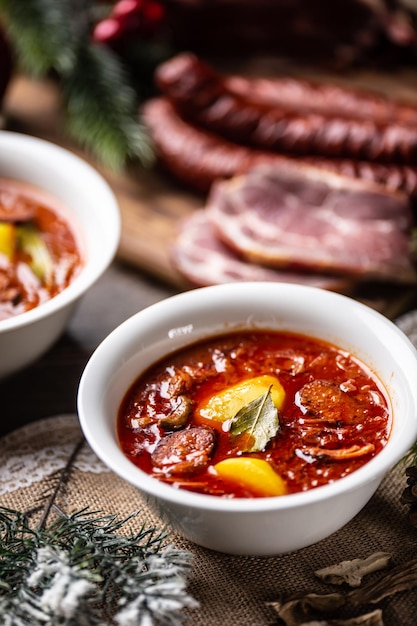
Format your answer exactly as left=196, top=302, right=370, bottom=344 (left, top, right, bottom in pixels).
left=229, top=386, right=279, bottom=452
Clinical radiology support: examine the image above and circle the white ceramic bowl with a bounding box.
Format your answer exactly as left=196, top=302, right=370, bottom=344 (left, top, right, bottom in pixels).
left=77, top=282, right=417, bottom=556
left=0, top=131, right=120, bottom=378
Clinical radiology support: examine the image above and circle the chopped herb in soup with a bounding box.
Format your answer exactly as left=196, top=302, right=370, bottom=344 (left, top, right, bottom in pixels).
left=0, top=179, right=84, bottom=320
left=117, top=330, right=391, bottom=498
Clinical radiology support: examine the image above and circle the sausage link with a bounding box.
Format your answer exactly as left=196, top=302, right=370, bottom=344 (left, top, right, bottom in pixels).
left=225, top=74, right=417, bottom=126
left=155, top=53, right=417, bottom=165
left=142, top=97, right=417, bottom=197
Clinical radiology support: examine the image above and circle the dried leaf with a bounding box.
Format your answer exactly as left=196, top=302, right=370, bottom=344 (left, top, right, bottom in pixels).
left=269, top=597, right=384, bottom=626
left=229, top=386, right=279, bottom=452
left=315, top=553, right=392, bottom=587
left=268, top=592, right=345, bottom=626
left=299, top=608, right=384, bottom=625
left=269, top=552, right=417, bottom=625
left=348, top=557, right=417, bottom=605
left=270, top=558, right=416, bottom=626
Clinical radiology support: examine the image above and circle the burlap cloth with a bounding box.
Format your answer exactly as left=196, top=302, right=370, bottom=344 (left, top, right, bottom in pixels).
left=0, top=413, right=416, bottom=626
left=2, top=311, right=417, bottom=625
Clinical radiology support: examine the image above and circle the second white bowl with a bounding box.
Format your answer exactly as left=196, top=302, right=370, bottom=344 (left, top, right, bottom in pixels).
left=0, top=131, right=121, bottom=378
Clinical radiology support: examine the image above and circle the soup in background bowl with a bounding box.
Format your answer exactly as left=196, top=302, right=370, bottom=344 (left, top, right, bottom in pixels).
left=0, top=177, right=84, bottom=320
left=0, top=131, right=120, bottom=378
left=77, top=282, right=417, bottom=556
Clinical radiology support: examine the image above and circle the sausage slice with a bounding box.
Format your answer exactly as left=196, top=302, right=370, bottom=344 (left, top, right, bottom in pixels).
left=151, top=427, right=216, bottom=476
left=297, top=379, right=362, bottom=425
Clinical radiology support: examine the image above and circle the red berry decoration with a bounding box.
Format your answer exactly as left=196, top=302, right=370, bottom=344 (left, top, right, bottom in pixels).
left=92, top=0, right=165, bottom=44
left=112, top=0, right=143, bottom=18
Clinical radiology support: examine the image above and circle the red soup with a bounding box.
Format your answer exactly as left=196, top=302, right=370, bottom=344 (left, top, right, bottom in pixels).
left=117, top=330, right=391, bottom=498
left=0, top=178, right=84, bottom=321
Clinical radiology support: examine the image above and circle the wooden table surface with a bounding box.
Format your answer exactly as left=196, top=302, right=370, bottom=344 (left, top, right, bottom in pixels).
left=2, top=74, right=202, bottom=289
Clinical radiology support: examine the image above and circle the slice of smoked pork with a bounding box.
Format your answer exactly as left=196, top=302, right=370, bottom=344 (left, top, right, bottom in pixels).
left=141, top=98, right=417, bottom=197
left=171, top=210, right=355, bottom=292
left=206, top=165, right=417, bottom=284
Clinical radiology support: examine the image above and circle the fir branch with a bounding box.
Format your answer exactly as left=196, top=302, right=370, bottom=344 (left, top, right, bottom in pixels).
left=0, top=0, right=78, bottom=76
left=0, top=0, right=155, bottom=169
left=62, top=41, right=154, bottom=171
left=0, top=506, right=198, bottom=625
left=0, top=433, right=198, bottom=625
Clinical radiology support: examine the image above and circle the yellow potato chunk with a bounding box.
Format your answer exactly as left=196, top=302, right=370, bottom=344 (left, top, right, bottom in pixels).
left=0, top=222, right=15, bottom=259
left=214, top=457, right=287, bottom=497
left=197, top=375, right=285, bottom=425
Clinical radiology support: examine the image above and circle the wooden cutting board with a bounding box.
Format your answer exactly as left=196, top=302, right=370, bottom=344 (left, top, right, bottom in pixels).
left=2, top=73, right=204, bottom=289
left=3, top=68, right=417, bottom=316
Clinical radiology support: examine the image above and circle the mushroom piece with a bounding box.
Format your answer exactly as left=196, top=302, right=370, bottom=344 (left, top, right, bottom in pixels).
left=159, top=394, right=193, bottom=430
